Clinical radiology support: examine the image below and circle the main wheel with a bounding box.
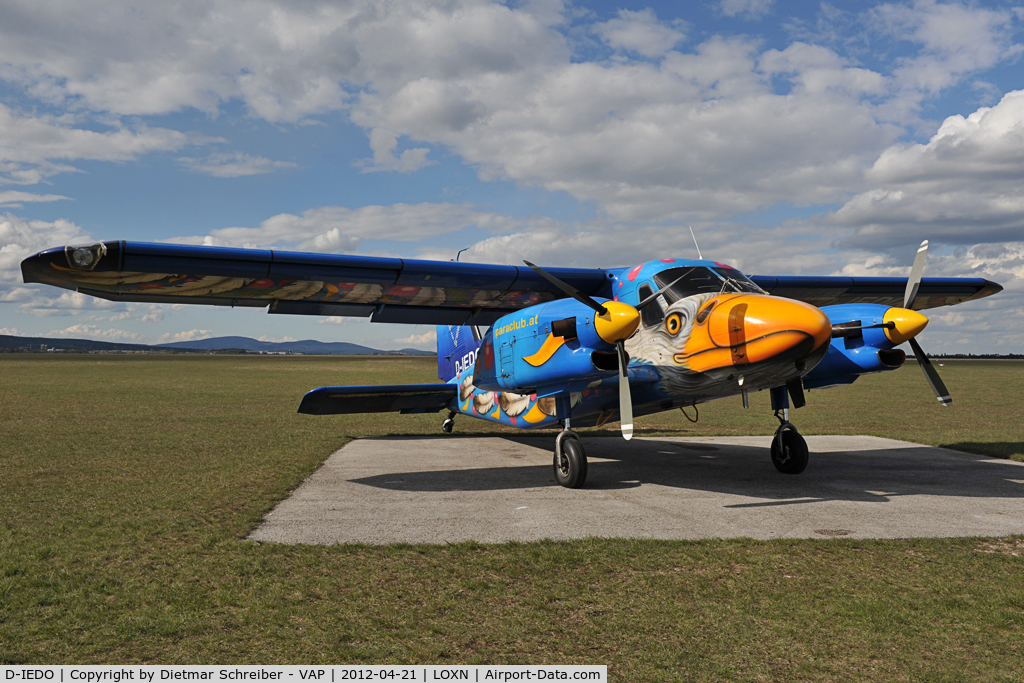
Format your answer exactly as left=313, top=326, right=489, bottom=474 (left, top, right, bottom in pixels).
left=771, top=424, right=808, bottom=474
left=553, top=435, right=588, bottom=488
left=441, top=418, right=454, bottom=434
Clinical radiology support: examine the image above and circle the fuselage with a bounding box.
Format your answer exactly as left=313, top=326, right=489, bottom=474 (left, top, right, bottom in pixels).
left=447, top=258, right=832, bottom=429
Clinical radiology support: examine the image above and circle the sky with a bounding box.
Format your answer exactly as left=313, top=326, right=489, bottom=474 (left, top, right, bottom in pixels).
left=1, top=0, right=1022, bottom=353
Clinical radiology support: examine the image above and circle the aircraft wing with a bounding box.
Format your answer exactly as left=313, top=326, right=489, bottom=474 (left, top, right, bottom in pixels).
left=20, top=241, right=608, bottom=326
left=749, top=275, right=1001, bottom=310
left=21, top=241, right=1000, bottom=324
left=297, top=384, right=457, bottom=415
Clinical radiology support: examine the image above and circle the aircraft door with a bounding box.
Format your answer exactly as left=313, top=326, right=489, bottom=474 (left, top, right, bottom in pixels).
left=499, top=337, right=515, bottom=383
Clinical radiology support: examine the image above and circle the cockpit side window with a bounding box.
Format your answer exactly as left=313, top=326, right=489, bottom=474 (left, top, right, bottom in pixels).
left=637, top=284, right=665, bottom=327
left=653, top=266, right=763, bottom=301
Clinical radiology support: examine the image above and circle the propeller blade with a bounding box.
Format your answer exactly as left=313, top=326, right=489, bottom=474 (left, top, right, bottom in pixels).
left=524, top=260, right=607, bottom=316
left=904, top=240, right=928, bottom=309
left=635, top=271, right=692, bottom=311
left=617, top=340, right=633, bottom=440
left=908, top=336, right=951, bottom=407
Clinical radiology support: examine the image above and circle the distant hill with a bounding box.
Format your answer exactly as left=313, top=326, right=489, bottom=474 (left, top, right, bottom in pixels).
left=0, top=334, right=434, bottom=356
left=157, top=336, right=434, bottom=356
left=0, top=334, right=157, bottom=353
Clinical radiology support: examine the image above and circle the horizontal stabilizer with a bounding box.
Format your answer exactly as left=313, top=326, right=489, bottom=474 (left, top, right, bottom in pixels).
left=298, top=384, right=457, bottom=415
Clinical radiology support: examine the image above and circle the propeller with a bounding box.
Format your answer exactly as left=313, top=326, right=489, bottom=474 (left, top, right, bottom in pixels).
left=616, top=340, right=633, bottom=440
left=524, top=261, right=673, bottom=440
left=524, top=260, right=608, bottom=316
left=524, top=261, right=682, bottom=315
left=900, top=240, right=952, bottom=407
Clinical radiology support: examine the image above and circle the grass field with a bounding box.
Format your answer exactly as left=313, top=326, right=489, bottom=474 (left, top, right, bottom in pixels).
left=1, top=354, right=1022, bottom=680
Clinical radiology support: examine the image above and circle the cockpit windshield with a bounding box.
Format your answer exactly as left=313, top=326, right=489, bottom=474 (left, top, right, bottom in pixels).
left=652, top=266, right=763, bottom=302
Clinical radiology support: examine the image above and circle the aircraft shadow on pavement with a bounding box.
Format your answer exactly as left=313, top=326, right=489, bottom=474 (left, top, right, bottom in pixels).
left=350, top=435, right=1024, bottom=506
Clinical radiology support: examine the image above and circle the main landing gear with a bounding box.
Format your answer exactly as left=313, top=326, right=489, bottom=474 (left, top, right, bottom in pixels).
left=441, top=411, right=456, bottom=434
left=770, top=384, right=809, bottom=474
left=554, top=423, right=588, bottom=488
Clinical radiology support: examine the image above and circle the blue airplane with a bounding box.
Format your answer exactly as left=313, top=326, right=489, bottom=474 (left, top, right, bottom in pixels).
left=21, top=240, right=1001, bottom=488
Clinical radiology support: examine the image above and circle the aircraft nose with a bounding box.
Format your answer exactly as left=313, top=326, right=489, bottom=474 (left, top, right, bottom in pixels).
left=677, top=294, right=831, bottom=371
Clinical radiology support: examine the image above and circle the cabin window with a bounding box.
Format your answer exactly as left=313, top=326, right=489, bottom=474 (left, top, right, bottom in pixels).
left=637, top=284, right=665, bottom=327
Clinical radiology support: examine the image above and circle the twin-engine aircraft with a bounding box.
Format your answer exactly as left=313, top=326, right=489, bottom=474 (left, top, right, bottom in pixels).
left=22, top=240, right=1001, bottom=488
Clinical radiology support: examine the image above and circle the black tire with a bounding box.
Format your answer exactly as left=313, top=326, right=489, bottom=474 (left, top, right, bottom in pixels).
left=554, top=436, right=588, bottom=488
left=771, top=424, right=808, bottom=474
left=441, top=419, right=454, bottom=434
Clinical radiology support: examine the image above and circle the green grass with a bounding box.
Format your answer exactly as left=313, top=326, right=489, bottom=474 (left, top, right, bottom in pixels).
left=1, top=355, right=1022, bottom=679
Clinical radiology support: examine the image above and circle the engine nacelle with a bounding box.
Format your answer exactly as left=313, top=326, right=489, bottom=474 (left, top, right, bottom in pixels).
left=803, top=303, right=908, bottom=389
left=472, top=298, right=622, bottom=395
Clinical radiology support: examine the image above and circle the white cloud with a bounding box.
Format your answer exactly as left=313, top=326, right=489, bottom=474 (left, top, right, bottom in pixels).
left=0, top=326, right=20, bottom=335
left=169, top=202, right=520, bottom=252
left=358, top=128, right=434, bottom=173
left=80, top=304, right=168, bottom=324
left=0, top=102, right=196, bottom=185
left=869, top=89, right=1024, bottom=185
left=0, top=0, right=1019, bottom=223
left=391, top=329, right=436, bottom=348
left=45, top=323, right=143, bottom=342
left=719, top=0, right=774, bottom=20
left=759, top=43, right=887, bottom=96
left=0, top=191, right=71, bottom=206
left=351, top=30, right=899, bottom=220
left=13, top=290, right=119, bottom=317
left=178, top=152, right=298, bottom=177
left=593, top=9, right=686, bottom=58
left=830, top=90, right=1024, bottom=248
left=872, top=0, right=1022, bottom=97
left=155, top=329, right=215, bottom=343
left=41, top=325, right=217, bottom=344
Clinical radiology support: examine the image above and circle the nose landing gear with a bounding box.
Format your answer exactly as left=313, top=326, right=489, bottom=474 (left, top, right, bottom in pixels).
left=770, top=383, right=809, bottom=474
left=771, top=420, right=809, bottom=474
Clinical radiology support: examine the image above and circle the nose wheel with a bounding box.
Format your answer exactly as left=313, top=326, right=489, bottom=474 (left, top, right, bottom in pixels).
left=553, top=429, right=588, bottom=488
left=771, top=419, right=808, bottom=474
left=441, top=411, right=456, bottom=434
left=769, top=385, right=809, bottom=474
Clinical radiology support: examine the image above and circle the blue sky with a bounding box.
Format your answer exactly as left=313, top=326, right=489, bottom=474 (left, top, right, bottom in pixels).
left=1, top=0, right=1022, bottom=352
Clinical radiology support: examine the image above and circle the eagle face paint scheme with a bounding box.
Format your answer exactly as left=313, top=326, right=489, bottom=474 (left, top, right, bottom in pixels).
left=22, top=241, right=1001, bottom=487
left=447, top=259, right=834, bottom=430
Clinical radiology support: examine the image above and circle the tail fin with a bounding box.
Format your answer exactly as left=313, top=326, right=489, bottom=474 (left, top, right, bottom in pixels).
left=436, top=325, right=481, bottom=382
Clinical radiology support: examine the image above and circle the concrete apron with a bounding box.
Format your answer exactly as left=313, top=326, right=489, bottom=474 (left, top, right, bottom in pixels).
left=249, top=435, right=1024, bottom=545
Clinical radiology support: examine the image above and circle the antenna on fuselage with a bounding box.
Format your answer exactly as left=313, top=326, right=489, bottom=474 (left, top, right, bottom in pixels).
left=688, top=226, right=704, bottom=261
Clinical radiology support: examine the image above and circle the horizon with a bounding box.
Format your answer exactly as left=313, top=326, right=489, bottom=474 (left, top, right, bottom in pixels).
left=4, top=331, right=1023, bottom=359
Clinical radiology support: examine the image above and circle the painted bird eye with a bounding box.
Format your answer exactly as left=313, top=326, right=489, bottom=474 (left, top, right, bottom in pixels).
left=666, top=313, right=682, bottom=335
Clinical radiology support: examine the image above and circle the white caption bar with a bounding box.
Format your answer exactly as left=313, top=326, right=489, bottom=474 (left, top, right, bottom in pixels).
left=2, top=666, right=606, bottom=683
